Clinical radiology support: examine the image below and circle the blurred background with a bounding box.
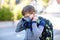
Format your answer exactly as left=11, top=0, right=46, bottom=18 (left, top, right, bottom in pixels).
left=0, top=0, right=60, bottom=40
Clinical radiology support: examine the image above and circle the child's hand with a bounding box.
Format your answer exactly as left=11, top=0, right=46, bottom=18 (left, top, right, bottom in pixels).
left=32, top=14, right=37, bottom=21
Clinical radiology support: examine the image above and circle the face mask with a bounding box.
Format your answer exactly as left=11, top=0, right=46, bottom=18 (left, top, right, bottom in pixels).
left=23, top=17, right=32, bottom=22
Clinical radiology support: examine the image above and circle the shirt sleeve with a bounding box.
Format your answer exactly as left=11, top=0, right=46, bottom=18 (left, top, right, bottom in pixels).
left=32, top=21, right=44, bottom=37
left=15, top=19, right=25, bottom=32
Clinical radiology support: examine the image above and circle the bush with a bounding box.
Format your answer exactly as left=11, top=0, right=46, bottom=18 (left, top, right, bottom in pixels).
left=43, top=0, right=49, bottom=3
left=17, top=11, right=23, bottom=20
left=0, top=7, right=14, bottom=21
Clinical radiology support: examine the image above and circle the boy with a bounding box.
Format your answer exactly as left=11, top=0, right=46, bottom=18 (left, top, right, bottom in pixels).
left=15, top=5, right=45, bottom=40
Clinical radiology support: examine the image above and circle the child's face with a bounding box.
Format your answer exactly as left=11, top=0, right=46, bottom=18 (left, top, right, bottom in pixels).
left=24, top=12, right=36, bottom=19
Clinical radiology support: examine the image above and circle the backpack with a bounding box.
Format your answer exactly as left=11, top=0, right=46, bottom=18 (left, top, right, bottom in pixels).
left=37, top=17, right=53, bottom=40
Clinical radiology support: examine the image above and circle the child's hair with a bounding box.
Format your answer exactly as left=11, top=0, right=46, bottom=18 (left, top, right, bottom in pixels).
left=22, top=5, right=36, bottom=16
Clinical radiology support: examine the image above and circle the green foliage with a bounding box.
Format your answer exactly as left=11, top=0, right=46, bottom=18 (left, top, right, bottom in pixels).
left=17, top=11, right=23, bottom=20
left=0, top=7, right=14, bottom=21
left=43, top=0, right=49, bottom=3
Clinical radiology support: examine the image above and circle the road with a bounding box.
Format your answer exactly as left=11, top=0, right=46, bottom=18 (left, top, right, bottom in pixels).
left=0, top=27, right=25, bottom=40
